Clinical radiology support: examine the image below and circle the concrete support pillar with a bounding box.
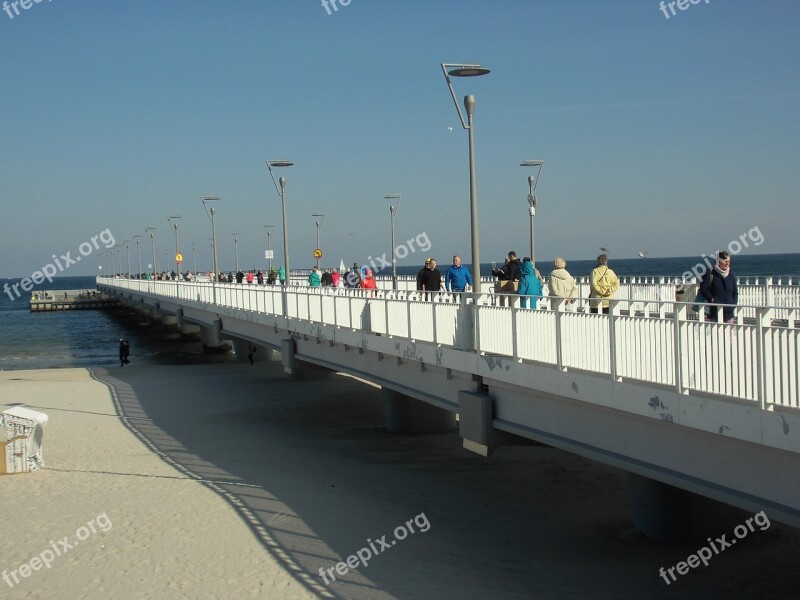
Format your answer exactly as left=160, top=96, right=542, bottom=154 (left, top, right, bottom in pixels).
left=232, top=338, right=256, bottom=364
left=162, top=315, right=179, bottom=332
left=628, top=473, right=749, bottom=543
left=200, top=320, right=231, bottom=354
left=179, top=323, right=201, bottom=341
left=281, top=338, right=334, bottom=378
left=383, top=388, right=456, bottom=434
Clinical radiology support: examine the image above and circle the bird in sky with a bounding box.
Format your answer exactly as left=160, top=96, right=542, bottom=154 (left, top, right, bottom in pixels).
left=600, top=247, right=610, bottom=253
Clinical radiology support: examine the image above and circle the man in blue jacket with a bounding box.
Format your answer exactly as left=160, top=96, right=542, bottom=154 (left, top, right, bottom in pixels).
left=699, top=251, right=738, bottom=322
left=445, top=255, right=473, bottom=296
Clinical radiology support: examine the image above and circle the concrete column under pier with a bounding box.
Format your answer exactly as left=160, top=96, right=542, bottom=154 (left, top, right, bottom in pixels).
left=281, top=338, right=334, bottom=379
left=200, top=320, right=231, bottom=354
left=628, top=473, right=750, bottom=543
left=383, top=388, right=456, bottom=434
left=179, top=323, right=201, bottom=341
left=162, top=315, right=179, bottom=332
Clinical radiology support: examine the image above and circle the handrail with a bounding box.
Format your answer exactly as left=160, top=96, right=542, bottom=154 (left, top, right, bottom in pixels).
left=96, top=277, right=800, bottom=411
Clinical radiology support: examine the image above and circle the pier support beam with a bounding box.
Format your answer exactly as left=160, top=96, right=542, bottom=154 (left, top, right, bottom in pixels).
left=200, top=320, right=231, bottom=354
left=628, top=473, right=749, bottom=543
left=383, top=388, right=456, bottom=434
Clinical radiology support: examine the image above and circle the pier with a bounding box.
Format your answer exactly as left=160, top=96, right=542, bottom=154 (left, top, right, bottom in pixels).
left=29, top=289, right=119, bottom=312
left=97, top=276, right=800, bottom=540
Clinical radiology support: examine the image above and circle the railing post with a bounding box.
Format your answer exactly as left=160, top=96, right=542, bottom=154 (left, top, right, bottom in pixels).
left=555, top=297, right=563, bottom=371
left=608, top=299, right=617, bottom=381
left=511, top=305, right=518, bottom=360
left=756, top=306, right=768, bottom=411
left=673, top=301, right=684, bottom=393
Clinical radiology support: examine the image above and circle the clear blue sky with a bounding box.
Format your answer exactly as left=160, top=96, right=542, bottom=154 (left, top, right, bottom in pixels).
left=1, top=0, right=798, bottom=277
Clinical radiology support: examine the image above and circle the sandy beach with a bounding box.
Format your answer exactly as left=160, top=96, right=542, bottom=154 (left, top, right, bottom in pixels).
left=2, top=362, right=800, bottom=599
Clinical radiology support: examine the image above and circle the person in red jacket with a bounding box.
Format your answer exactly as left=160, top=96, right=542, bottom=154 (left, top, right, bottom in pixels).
left=361, top=268, right=377, bottom=296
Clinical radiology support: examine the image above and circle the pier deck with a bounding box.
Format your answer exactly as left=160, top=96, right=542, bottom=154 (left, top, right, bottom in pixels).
left=29, top=289, right=118, bottom=312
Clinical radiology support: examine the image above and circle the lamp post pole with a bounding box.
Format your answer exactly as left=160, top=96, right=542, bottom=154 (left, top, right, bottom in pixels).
left=232, top=233, right=241, bottom=273
left=520, top=160, right=544, bottom=266
left=441, top=63, right=491, bottom=300
left=384, top=194, right=401, bottom=290
left=266, top=160, right=295, bottom=296
left=133, top=236, right=142, bottom=278
left=264, top=225, right=274, bottom=272
left=168, top=216, right=182, bottom=288
left=202, top=197, right=220, bottom=302
left=191, top=243, right=198, bottom=278
left=312, top=214, right=325, bottom=269
left=146, top=227, right=157, bottom=276
left=122, top=240, right=131, bottom=277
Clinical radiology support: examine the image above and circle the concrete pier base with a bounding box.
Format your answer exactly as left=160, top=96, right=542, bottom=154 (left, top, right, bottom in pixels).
left=162, top=315, right=179, bottom=332
left=179, top=323, right=201, bottom=341
left=281, top=339, right=334, bottom=379
left=628, top=473, right=750, bottom=543
left=200, top=321, right=231, bottom=354
left=383, top=388, right=456, bottom=434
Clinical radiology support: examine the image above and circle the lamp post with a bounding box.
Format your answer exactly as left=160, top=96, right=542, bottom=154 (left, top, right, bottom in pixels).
left=191, top=242, right=198, bottom=277
left=266, top=160, right=294, bottom=289
left=520, top=160, right=544, bottom=266
left=145, top=227, right=157, bottom=276
left=440, top=63, right=491, bottom=298
left=383, top=194, right=401, bottom=290
left=312, top=213, right=325, bottom=269
left=202, top=197, right=220, bottom=300
left=168, top=215, right=182, bottom=285
left=123, top=240, right=131, bottom=277
left=264, top=225, right=274, bottom=272
left=133, top=235, right=142, bottom=278
left=232, top=233, right=241, bottom=273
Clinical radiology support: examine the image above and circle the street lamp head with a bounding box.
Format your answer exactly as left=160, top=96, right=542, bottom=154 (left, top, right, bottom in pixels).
left=447, top=65, right=491, bottom=77
left=520, top=160, right=544, bottom=167
left=266, top=160, right=294, bottom=168
left=384, top=194, right=401, bottom=200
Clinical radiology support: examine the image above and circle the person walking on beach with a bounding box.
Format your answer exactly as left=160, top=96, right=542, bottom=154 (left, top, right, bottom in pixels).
left=118, top=339, right=130, bottom=367
left=518, top=258, right=543, bottom=309
left=699, top=251, right=738, bottom=323
left=589, top=254, right=619, bottom=314
left=550, top=257, right=578, bottom=309
left=445, top=255, right=473, bottom=298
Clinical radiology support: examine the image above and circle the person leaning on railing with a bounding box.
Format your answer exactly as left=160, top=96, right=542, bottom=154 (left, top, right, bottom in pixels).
left=699, top=251, right=738, bottom=323
left=549, top=257, right=578, bottom=309
left=589, top=254, right=619, bottom=314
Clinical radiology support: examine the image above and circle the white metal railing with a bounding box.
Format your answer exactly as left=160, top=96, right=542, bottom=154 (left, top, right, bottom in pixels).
left=98, top=277, right=800, bottom=411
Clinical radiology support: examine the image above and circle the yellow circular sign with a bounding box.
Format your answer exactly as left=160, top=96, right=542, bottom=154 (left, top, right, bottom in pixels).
left=312, top=248, right=323, bottom=259
left=176, top=253, right=184, bottom=263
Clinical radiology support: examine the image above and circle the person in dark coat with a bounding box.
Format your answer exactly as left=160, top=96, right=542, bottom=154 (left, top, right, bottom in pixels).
left=699, top=251, right=738, bottom=322
left=119, top=339, right=130, bottom=366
